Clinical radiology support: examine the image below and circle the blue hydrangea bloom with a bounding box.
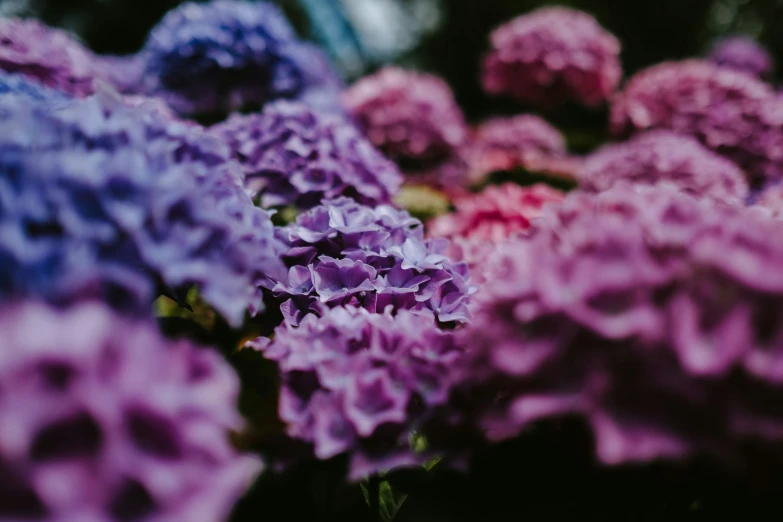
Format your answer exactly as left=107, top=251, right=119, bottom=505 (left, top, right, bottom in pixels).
left=0, top=71, right=71, bottom=102
left=139, top=0, right=343, bottom=116
left=267, top=197, right=474, bottom=327
left=0, top=88, right=285, bottom=325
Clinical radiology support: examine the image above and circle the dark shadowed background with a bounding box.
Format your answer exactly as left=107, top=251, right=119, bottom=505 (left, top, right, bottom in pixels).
left=4, top=0, right=779, bottom=121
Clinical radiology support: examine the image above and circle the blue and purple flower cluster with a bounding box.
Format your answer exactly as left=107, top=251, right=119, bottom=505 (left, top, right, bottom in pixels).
left=2, top=0, right=783, bottom=518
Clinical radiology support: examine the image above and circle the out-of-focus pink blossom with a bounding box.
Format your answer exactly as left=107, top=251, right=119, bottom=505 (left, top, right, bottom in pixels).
left=482, top=7, right=622, bottom=107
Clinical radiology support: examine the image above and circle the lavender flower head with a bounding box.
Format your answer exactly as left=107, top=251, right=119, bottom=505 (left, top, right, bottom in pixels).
left=0, top=301, right=259, bottom=520
left=0, top=89, right=285, bottom=325
left=0, top=18, right=96, bottom=97
left=210, top=101, right=402, bottom=210
left=269, top=197, right=474, bottom=327
left=456, top=184, right=783, bottom=466
left=140, top=0, right=343, bottom=116
left=249, top=305, right=461, bottom=479
left=579, top=131, right=749, bottom=204
left=610, top=60, right=783, bottom=187
left=482, top=7, right=622, bottom=107
left=344, top=67, right=469, bottom=178
left=466, top=114, right=567, bottom=184
left=709, top=36, right=773, bottom=79
left=0, top=70, right=70, bottom=102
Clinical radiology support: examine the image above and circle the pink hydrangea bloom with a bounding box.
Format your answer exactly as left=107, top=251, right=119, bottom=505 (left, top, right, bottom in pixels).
left=466, top=115, right=567, bottom=184
left=428, top=183, right=564, bottom=281
left=455, top=184, right=783, bottom=467
left=482, top=7, right=622, bottom=107
left=580, top=131, right=749, bottom=204
left=610, top=60, right=783, bottom=186
left=0, top=18, right=96, bottom=97
left=344, top=67, right=469, bottom=187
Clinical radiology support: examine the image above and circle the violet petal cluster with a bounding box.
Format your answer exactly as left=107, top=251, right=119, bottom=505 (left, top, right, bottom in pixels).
left=270, top=197, right=474, bottom=327
left=0, top=18, right=96, bottom=97
left=610, top=60, right=783, bottom=187
left=579, top=131, right=749, bottom=204
left=343, top=67, right=469, bottom=185
left=457, top=184, right=783, bottom=466
left=482, top=7, right=622, bottom=107
left=94, top=54, right=147, bottom=95
left=0, top=70, right=70, bottom=102
left=709, top=36, right=773, bottom=79
left=466, top=115, right=567, bottom=184
left=0, top=89, right=285, bottom=325
left=249, top=305, right=461, bottom=479
left=139, top=0, right=343, bottom=116
left=427, top=183, right=564, bottom=282
left=754, top=183, right=783, bottom=218
left=0, top=301, right=259, bottom=521
left=210, top=101, right=402, bottom=210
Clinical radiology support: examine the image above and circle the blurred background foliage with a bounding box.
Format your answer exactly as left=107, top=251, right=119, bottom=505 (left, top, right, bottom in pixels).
left=4, top=0, right=780, bottom=123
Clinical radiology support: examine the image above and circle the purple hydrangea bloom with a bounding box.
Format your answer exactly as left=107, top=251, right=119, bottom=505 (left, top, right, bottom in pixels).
left=139, top=0, right=343, bottom=116
left=610, top=60, right=783, bottom=187
left=709, top=36, right=773, bottom=79
left=0, top=89, right=285, bottom=325
left=268, top=197, right=474, bottom=327
left=0, top=301, right=259, bottom=520
left=482, top=7, right=622, bottom=107
left=455, top=184, right=783, bottom=466
left=248, top=305, right=461, bottom=479
left=0, top=70, right=70, bottom=102
left=94, top=54, right=146, bottom=95
left=0, top=18, right=96, bottom=97
left=210, top=101, right=402, bottom=209
left=579, top=131, right=749, bottom=204
left=343, top=67, right=469, bottom=187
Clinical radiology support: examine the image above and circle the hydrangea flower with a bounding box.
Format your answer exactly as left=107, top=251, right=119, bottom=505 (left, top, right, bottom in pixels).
left=248, top=305, right=461, bottom=479
left=139, top=0, right=343, bottom=116
left=94, top=54, right=146, bottom=95
left=709, top=36, right=773, bottom=79
left=269, top=197, right=474, bottom=327
left=754, top=183, right=783, bottom=218
left=0, top=89, right=285, bottom=325
left=0, top=70, right=70, bottom=102
left=610, top=60, right=783, bottom=187
left=0, top=301, right=259, bottom=521
left=210, top=101, right=402, bottom=210
left=466, top=115, right=567, bottom=184
left=579, top=131, right=749, bottom=204
left=0, top=18, right=96, bottom=97
left=482, top=7, right=622, bottom=107
left=428, top=183, right=564, bottom=283
left=455, top=184, right=783, bottom=466
left=343, top=67, right=469, bottom=186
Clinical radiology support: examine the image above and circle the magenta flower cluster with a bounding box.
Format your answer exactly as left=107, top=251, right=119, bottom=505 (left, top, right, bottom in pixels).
left=210, top=101, right=402, bottom=210
left=270, top=197, right=474, bottom=327
left=466, top=115, right=567, bottom=184
left=579, top=131, right=749, bottom=204
left=344, top=67, right=469, bottom=186
left=249, top=306, right=461, bottom=479
left=482, top=7, right=622, bottom=107
left=610, top=60, right=783, bottom=187
left=0, top=301, right=259, bottom=521
left=457, top=184, right=783, bottom=465
left=0, top=18, right=96, bottom=97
